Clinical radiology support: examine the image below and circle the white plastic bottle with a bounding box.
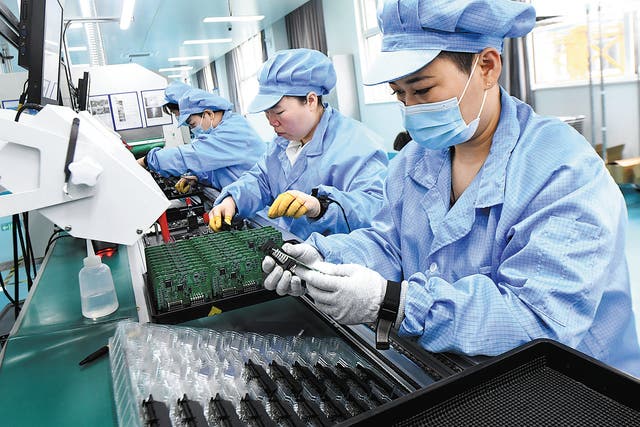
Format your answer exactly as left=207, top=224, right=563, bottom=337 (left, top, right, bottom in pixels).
left=79, top=255, right=119, bottom=319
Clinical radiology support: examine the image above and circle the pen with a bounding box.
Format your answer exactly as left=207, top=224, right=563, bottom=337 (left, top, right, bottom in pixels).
left=79, top=345, right=109, bottom=366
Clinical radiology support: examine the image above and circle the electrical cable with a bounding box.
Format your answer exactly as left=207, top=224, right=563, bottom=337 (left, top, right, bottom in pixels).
left=44, top=234, right=72, bottom=256
left=12, top=215, right=21, bottom=317
left=14, top=102, right=43, bottom=122
left=310, top=188, right=352, bottom=233
left=22, top=213, right=37, bottom=280
left=325, top=197, right=352, bottom=233
left=14, top=215, right=33, bottom=291
left=46, top=228, right=64, bottom=250
left=0, top=269, right=16, bottom=305
left=61, top=20, right=79, bottom=111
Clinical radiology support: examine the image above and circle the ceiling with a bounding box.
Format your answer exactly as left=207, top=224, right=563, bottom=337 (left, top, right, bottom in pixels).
left=3, top=0, right=310, bottom=77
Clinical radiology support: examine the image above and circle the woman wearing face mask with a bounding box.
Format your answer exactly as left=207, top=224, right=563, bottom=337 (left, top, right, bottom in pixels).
left=262, top=0, right=640, bottom=378
left=209, top=48, right=388, bottom=239
left=139, top=88, right=266, bottom=191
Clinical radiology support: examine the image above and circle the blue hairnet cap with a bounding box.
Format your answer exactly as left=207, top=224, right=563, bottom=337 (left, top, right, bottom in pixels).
left=248, top=48, right=337, bottom=113
left=365, top=0, right=536, bottom=85
left=164, top=81, right=191, bottom=104
left=177, top=88, right=234, bottom=127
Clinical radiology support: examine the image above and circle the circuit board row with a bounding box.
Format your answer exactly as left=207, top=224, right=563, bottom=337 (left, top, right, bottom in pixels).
left=145, top=227, right=283, bottom=312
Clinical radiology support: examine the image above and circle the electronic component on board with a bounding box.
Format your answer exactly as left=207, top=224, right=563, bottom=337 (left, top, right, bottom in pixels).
left=260, top=239, right=317, bottom=279
left=144, top=226, right=284, bottom=322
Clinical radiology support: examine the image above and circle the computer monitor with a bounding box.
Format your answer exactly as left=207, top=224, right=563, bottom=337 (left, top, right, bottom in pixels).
left=77, top=71, right=91, bottom=111
left=18, top=0, right=63, bottom=106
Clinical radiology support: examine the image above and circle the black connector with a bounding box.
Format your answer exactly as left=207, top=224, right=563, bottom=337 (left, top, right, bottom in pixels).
left=268, top=395, right=306, bottom=427
left=240, top=394, right=277, bottom=427
left=315, top=363, right=370, bottom=415
left=293, top=361, right=326, bottom=395
left=296, top=395, right=332, bottom=427
left=337, top=363, right=385, bottom=405
left=314, top=363, right=349, bottom=395
left=260, top=239, right=298, bottom=272
left=270, top=360, right=303, bottom=397
left=320, top=388, right=351, bottom=423
left=208, top=393, right=244, bottom=427
left=141, top=394, right=172, bottom=427
left=176, top=394, right=208, bottom=427
left=356, top=363, right=403, bottom=399
left=292, top=361, right=349, bottom=423
left=245, top=359, right=278, bottom=397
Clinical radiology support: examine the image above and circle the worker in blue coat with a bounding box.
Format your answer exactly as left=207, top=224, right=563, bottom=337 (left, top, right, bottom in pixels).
left=209, top=49, right=388, bottom=239
left=262, top=0, right=640, bottom=378
left=162, top=80, right=191, bottom=117
left=139, top=88, right=266, bottom=190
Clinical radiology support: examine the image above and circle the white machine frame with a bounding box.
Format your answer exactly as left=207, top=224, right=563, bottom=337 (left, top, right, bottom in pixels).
left=0, top=105, right=169, bottom=245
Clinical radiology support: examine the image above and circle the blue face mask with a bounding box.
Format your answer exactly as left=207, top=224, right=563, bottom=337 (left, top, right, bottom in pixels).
left=400, top=57, right=487, bottom=150
left=191, top=126, right=204, bottom=137
left=190, top=113, right=215, bottom=137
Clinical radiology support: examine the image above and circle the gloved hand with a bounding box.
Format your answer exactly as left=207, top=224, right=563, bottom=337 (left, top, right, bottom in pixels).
left=262, top=243, right=324, bottom=296
left=296, top=263, right=386, bottom=325
left=174, top=175, right=197, bottom=194
left=209, top=196, right=237, bottom=232
left=268, top=190, right=321, bottom=219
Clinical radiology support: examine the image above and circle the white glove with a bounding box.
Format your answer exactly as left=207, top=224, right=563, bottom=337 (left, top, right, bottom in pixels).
left=262, top=243, right=323, bottom=296
left=295, top=262, right=386, bottom=325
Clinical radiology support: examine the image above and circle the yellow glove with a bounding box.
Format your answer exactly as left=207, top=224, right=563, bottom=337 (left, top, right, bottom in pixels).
left=268, top=190, right=320, bottom=219
left=174, top=175, right=197, bottom=194
left=209, top=196, right=236, bottom=232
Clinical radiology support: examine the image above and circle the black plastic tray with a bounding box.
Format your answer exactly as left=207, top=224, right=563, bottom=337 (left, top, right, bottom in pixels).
left=342, top=339, right=640, bottom=426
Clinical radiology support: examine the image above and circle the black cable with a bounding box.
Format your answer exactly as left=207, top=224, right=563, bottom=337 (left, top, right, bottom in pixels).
left=0, top=269, right=16, bottom=305
left=46, top=228, right=64, bottom=249
left=61, top=20, right=78, bottom=111
left=326, top=197, right=352, bottom=233
left=310, top=188, right=352, bottom=233
left=17, top=79, right=28, bottom=107
left=60, top=60, right=77, bottom=111
left=14, top=102, right=43, bottom=122
left=22, top=213, right=37, bottom=280
left=14, top=215, right=33, bottom=291
left=44, top=234, right=72, bottom=256
left=12, top=215, right=20, bottom=317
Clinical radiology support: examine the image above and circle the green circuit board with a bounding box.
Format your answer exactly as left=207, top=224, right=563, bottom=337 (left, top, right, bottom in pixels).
left=145, top=226, right=283, bottom=313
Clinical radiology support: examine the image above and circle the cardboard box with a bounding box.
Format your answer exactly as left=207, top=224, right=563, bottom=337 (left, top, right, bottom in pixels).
left=606, top=157, right=640, bottom=184
left=594, top=144, right=625, bottom=162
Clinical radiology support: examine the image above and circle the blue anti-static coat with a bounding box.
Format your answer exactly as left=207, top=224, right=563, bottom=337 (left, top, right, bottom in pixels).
left=145, top=110, right=265, bottom=189
left=309, top=89, right=640, bottom=377
left=216, top=105, right=388, bottom=239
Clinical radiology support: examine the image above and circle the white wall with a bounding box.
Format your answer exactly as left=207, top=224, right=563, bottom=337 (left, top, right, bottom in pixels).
left=534, top=81, right=640, bottom=159
left=0, top=71, right=28, bottom=108
left=322, top=0, right=402, bottom=152
left=70, top=63, right=168, bottom=100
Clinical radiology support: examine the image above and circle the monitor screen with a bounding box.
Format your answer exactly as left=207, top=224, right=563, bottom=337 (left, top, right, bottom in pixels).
left=77, top=71, right=91, bottom=111
left=18, top=0, right=63, bottom=106
left=41, top=0, right=62, bottom=104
